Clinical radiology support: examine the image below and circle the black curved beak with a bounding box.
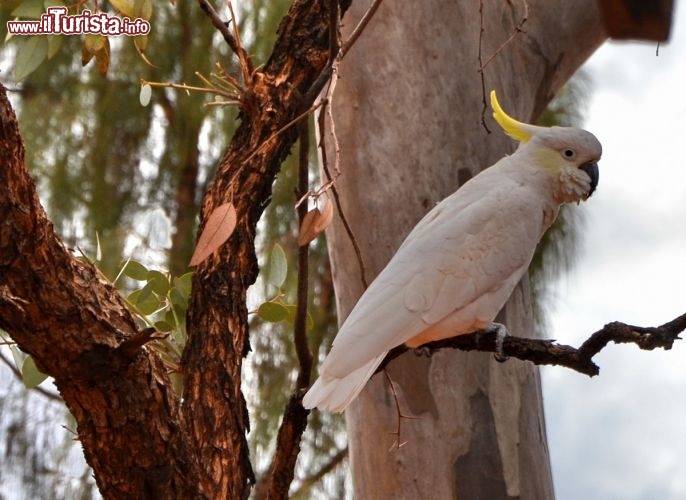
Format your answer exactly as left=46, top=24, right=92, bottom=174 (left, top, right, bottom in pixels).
left=580, top=162, right=599, bottom=197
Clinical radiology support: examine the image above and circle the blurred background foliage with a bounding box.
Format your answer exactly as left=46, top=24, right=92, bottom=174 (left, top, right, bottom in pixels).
left=0, top=1, right=587, bottom=498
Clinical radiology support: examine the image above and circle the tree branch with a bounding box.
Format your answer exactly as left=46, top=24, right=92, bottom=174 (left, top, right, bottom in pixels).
left=378, top=313, right=686, bottom=376
left=0, top=350, right=63, bottom=403
left=290, top=446, right=348, bottom=498
left=197, top=0, right=254, bottom=75
left=181, top=1, right=352, bottom=497
left=294, top=119, right=314, bottom=390
left=0, top=84, right=201, bottom=498
left=257, top=119, right=315, bottom=500
left=341, top=0, right=384, bottom=57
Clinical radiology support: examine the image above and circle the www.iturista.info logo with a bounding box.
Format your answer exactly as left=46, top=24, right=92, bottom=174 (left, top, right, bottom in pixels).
left=7, top=6, right=150, bottom=36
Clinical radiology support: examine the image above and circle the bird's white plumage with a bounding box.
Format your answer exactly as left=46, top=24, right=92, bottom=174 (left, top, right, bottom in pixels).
left=302, top=91, right=602, bottom=413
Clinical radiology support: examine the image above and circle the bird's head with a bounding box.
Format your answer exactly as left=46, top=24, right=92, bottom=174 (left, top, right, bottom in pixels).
left=490, top=90, right=601, bottom=203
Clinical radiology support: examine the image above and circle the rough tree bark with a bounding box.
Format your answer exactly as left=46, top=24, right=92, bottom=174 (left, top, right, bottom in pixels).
left=0, top=85, right=199, bottom=498
left=0, top=0, right=348, bottom=498
left=323, top=0, right=606, bottom=498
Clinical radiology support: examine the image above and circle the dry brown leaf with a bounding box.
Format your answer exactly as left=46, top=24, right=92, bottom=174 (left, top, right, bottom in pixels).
left=313, top=198, right=333, bottom=233
left=297, top=209, right=319, bottom=247
left=189, top=202, right=237, bottom=266
left=298, top=199, right=333, bottom=247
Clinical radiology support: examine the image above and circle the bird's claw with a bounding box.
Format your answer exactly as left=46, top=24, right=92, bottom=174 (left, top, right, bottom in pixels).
left=488, top=322, right=510, bottom=362
left=413, top=346, right=434, bottom=358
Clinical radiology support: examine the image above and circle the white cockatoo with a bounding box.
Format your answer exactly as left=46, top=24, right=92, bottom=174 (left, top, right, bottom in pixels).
left=303, top=90, right=601, bottom=413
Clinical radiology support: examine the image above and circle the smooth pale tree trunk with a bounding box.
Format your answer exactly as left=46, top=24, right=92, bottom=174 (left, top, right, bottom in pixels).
left=324, top=1, right=606, bottom=497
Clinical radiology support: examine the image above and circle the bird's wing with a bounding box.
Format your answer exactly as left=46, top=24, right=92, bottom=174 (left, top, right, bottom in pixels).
left=321, top=177, right=546, bottom=379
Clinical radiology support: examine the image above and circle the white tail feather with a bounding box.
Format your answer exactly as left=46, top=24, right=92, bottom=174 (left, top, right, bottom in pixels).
left=303, top=352, right=387, bottom=413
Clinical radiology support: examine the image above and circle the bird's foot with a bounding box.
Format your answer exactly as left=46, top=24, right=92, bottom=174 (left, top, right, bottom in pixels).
left=487, top=322, right=510, bottom=363
left=413, top=346, right=435, bottom=358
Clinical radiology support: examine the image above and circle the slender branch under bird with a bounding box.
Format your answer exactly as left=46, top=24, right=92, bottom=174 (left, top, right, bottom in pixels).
left=377, top=312, right=686, bottom=376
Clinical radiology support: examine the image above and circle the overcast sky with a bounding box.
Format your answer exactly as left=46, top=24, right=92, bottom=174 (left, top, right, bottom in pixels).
left=543, top=4, right=686, bottom=499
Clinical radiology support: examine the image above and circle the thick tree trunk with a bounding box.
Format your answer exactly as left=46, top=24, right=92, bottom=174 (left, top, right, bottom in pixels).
left=0, top=84, right=200, bottom=498
left=0, top=1, right=347, bottom=498
left=324, top=0, right=606, bottom=497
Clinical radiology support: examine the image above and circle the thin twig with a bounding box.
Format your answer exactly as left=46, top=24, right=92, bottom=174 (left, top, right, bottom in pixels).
left=478, top=0, right=528, bottom=132
left=477, top=0, right=490, bottom=133
left=299, top=0, right=341, bottom=110
left=290, top=447, right=348, bottom=499
left=383, top=370, right=421, bottom=450
left=241, top=101, right=324, bottom=167
left=141, top=80, right=241, bottom=103
left=318, top=98, right=369, bottom=288
left=255, top=120, right=317, bottom=500
left=377, top=313, right=686, bottom=377
left=0, top=350, right=63, bottom=402
left=294, top=118, right=313, bottom=390
left=341, top=0, right=385, bottom=57
left=325, top=69, right=341, bottom=177
left=226, top=0, right=254, bottom=81
left=481, top=0, right=529, bottom=69
left=197, top=0, right=240, bottom=54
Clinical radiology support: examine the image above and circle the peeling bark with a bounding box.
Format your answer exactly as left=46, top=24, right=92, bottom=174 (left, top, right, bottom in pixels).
left=323, top=0, right=606, bottom=498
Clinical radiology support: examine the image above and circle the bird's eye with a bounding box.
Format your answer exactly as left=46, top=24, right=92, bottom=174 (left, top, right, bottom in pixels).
left=562, top=148, right=575, bottom=159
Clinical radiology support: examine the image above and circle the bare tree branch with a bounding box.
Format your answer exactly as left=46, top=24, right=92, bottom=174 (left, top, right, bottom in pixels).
left=318, top=92, right=369, bottom=288
left=299, top=0, right=341, bottom=110
left=294, top=119, right=314, bottom=391
left=0, top=350, right=63, bottom=403
left=341, top=0, right=384, bottom=57
left=197, top=0, right=254, bottom=75
left=377, top=313, right=686, bottom=376
left=257, top=118, right=317, bottom=500
left=290, top=446, right=348, bottom=499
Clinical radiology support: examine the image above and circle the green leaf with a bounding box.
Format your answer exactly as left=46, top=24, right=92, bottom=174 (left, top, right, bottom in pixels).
left=154, top=320, right=174, bottom=333
left=44, top=0, right=65, bottom=9
left=21, top=355, right=48, bottom=389
left=94, top=231, right=102, bottom=261
left=173, top=272, right=193, bottom=299
left=122, top=260, right=149, bottom=280
left=164, top=308, right=178, bottom=328
left=94, top=36, right=110, bottom=76
left=14, top=35, right=48, bottom=81
left=170, top=273, right=192, bottom=311
left=134, top=34, right=148, bottom=54
left=9, top=344, right=24, bottom=370
left=81, top=42, right=94, bottom=66
left=84, top=34, right=106, bottom=54
left=266, top=244, right=287, bottom=289
left=139, top=83, right=152, bottom=106
left=46, top=34, right=62, bottom=59
left=283, top=304, right=314, bottom=330
left=136, top=281, right=154, bottom=301
left=147, top=270, right=170, bottom=295
left=133, top=0, right=152, bottom=20
left=108, top=0, right=135, bottom=18
left=12, top=0, right=44, bottom=18
left=257, top=302, right=289, bottom=323
left=128, top=285, right=160, bottom=315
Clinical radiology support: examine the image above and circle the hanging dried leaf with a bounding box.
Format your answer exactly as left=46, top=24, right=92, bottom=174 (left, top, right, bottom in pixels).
left=313, top=197, right=333, bottom=232
left=189, top=202, right=237, bottom=266
left=297, top=198, right=333, bottom=247
left=298, top=210, right=318, bottom=247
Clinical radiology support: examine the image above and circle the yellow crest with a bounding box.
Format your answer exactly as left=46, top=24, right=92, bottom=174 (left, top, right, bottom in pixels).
left=490, top=90, right=534, bottom=143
